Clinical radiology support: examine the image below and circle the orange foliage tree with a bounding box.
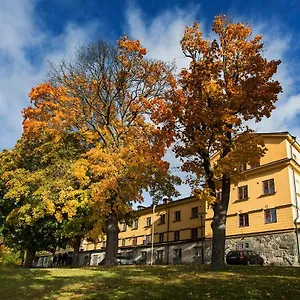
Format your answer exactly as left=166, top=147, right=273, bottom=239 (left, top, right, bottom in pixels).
left=23, top=38, right=179, bottom=265
left=156, top=16, right=282, bottom=269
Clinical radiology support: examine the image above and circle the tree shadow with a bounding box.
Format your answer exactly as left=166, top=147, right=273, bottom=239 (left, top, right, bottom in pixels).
left=0, top=265, right=300, bottom=300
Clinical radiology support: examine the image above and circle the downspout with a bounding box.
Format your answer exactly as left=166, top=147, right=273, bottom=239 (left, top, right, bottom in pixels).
left=290, top=136, right=300, bottom=263
left=166, top=204, right=170, bottom=265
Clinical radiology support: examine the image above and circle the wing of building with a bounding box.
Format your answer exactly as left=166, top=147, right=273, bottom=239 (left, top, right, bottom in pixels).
left=40, top=132, right=300, bottom=267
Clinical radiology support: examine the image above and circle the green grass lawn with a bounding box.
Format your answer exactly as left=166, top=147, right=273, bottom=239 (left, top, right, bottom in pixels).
left=0, top=265, right=300, bottom=300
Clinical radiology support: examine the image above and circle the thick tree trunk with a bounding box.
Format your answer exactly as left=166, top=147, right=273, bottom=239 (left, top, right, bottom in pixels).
left=211, top=174, right=231, bottom=270
left=102, top=213, right=120, bottom=266
left=24, top=249, right=36, bottom=268
left=72, top=236, right=81, bottom=267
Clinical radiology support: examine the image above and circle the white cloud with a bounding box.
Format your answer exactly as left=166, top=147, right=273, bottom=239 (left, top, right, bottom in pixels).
left=0, top=0, right=101, bottom=150
left=125, top=4, right=201, bottom=70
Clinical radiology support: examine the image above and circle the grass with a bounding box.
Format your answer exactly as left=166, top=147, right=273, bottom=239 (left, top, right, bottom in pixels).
left=0, top=265, right=300, bottom=299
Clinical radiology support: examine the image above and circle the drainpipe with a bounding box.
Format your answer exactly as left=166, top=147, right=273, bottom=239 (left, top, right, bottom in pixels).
left=166, top=204, right=170, bottom=265
left=290, top=136, right=300, bottom=263
left=150, top=204, right=156, bottom=265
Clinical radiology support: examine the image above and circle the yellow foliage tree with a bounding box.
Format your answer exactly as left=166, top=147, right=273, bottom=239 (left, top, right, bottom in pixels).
left=23, top=38, right=179, bottom=265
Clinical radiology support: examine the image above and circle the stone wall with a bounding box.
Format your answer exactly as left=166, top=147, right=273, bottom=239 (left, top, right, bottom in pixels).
left=204, top=231, right=299, bottom=266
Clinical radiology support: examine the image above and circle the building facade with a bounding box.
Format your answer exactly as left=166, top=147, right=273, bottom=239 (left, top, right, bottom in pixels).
left=78, top=132, right=300, bottom=266
left=83, top=196, right=206, bottom=265
left=205, top=132, right=300, bottom=265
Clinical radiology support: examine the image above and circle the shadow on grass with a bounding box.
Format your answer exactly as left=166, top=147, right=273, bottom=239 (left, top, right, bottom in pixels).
left=1, top=265, right=300, bottom=300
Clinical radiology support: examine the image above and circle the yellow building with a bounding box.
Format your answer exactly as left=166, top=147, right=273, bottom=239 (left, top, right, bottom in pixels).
left=84, top=197, right=206, bottom=265
left=205, top=132, right=300, bottom=265
left=80, top=131, right=300, bottom=266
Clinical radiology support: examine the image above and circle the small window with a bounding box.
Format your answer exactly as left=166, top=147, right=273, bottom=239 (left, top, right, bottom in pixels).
left=145, top=234, right=151, bottom=244
left=132, top=219, right=139, bottom=229
left=239, top=213, right=249, bottom=227
left=156, top=250, right=164, bottom=259
left=191, top=207, right=198, bottom=218
left=174, top=230, right=180, bottom=241
left=263, top=179, right=275, bottom=195
left=122, top=239, right=126, bottom=247
left=265, top=208, right=277, bottom=223
left=191, top=228, right=198, bottom=239
left=173, top=249, right=182, bottom=258
left=159, top=232, right=164, bottom=243
left=102, top=241, right=106, bottom=248
left=159, top=214, right=166, bottom=224
left=141, top=251, right=147, bottom=259
left=146, top=217, right=151, bottom=227
left=132, top=237, right=137, bottom=246
left=194, top=246, right=202, bottom=257
left=238, top=185, right=248, bottom=200
left=174, top=210, right=181, bottom=222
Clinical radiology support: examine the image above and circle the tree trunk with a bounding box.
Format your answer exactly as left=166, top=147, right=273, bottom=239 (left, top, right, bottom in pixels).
left=24, top=249, right=36, bottom=268
left=102, top=213, right=120, bottom=266
left=211, top=174, right=231, bottom=270
left=72, top=236, right=81, bottom=267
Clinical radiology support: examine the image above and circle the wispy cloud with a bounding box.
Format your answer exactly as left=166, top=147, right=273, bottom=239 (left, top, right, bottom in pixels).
left=0, top=0, right=101, bottom=150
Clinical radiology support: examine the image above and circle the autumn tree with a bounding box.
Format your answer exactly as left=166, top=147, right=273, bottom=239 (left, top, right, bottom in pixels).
left=23, top=38, right=179, bottom=265
left=157, top=16, right=282, bottom=269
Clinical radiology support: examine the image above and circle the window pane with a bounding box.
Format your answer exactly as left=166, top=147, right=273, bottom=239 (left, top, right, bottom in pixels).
left=270, top=179, right=275, bottom=193
left=263, top=181, right=269, bottom=194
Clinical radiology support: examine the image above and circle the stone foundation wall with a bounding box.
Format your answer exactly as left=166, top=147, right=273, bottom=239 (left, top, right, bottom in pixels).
left=204, top=231, right=299, bottom=266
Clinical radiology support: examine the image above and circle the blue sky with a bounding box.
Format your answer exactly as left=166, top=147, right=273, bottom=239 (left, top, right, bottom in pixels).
left=1, top=0, right=300, bottom=203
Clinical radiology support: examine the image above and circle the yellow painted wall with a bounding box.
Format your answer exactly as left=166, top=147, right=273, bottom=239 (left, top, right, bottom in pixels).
left=205, top=134, right=295, bottom=238
left=260, top=136, right=288, bottom=165
left=117, top=197, right=205, bottom=247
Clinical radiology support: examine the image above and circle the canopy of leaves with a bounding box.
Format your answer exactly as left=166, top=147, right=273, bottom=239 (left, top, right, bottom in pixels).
left=155, top=15, right=282, bottom=199
left=22, top=37, right=180, bottom=225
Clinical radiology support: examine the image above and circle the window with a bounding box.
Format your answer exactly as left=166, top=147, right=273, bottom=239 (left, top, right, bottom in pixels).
left=121, top=223, right=127, bottom=232
left=239, top=213, right=249, bottom=227
left=159, top=232, right=164, bottom=243
left=102, top=241, right=106, bottom=248
left=191, top=207, right=198, bottom=218
left=141, top=251, right=147, bottom=261
left=194, top=246, right=202, bottom=257
left=216, top=191, right=222, bottom=202
left=144, top=234, right=151, bottom=244
left=265, top=208, right=277, bottom=223
left=174, top=230, right=180, bottom=241
left=122, top=239, right=126, bottom=247
left=238, top=185, right=248, bottom=200
left=132, top=219, right=138, bottom=229
left=263, top=179, right=275, bottom=195
left=293, top=154, right=297, bottom=161
left=146, top=217, right=151, bottom=227
left=191, top=228, right=198, bottom=239
left=132, top=237, right=137, bottom=246
left=173, top=249, right=182, bottom=258
left=174, top=210, right=181, bottom=222
left=159, top=214, right=166, bottom=225
left=237, top=241, right=251, bottom=250
left=156, top=250, right=164, bottom=260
